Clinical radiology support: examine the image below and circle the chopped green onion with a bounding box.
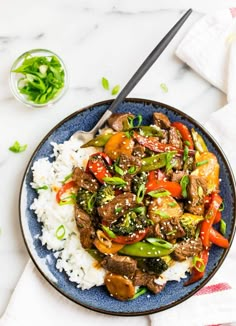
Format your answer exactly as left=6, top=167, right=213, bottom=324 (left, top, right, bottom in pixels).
left=9, top=141, right=27, bottom=153
left=128, top=166, right=137, bottom=174
left=132, top=206, right=146, bottom=215
left=183, top=145, right=189, bottom=162
left=146, top=237, right=173, bottom=249
left=180, top=175, right=189, bottom=198
left=219, top=201, right=225, bottom=212
left=148, top=190, right=171, bottom=198
left=101, top=77, right=109, bottom=90
left=195, top=225, right=201, bottom=239
left=36, top=185, right=49, bottom=191
left=102, top=225, right=116, bottom=238
left=88, top=193, right=97, bottom=211
left=111, top=84, right=120, bottom=95
left=136, top=184, right=146, bottom=203
left=192, top=256, right=205, bottom=273
left=184, top=140, right=191, bottom=147
left=62, top=173, right=72, bottom=184
left=166, top=230, right=177, bottom=236
left=220, top=219, right=227, bottom=235
left=168, top=202, right=177, bottom=207
left=129, top=287, right=148, bottom=300
left=160, top=83, right=168, bottom=93
left=165, top=151, right=176, bottom=173
left=136, top=114, right=143, bottom=127
left=154, top=210, right=170, bottom=219
left=55, top=225, right=66, bottom=240
left=114, top=164, right=124, bottom=176
left=103, top=176, right=127, bottom=186
left=196, top=160, right=209, bottom=167
left=59, top=193, right=76, bottom=205
left=115, top=207, right=122, bottom=214
left=12, top=54, right=65, bottom=104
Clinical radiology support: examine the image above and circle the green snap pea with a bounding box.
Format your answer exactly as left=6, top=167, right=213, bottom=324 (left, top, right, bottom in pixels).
left=81, top=133, right=113, bottom=148
left=119, top=241, right=174, bottom=257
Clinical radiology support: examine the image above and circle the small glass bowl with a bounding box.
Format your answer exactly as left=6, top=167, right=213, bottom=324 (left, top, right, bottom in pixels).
left=9, top=49, right=68, bottom=108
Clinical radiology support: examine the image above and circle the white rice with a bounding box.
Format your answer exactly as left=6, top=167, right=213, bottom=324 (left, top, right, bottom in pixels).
left=30, top=137, right=191, bottom=291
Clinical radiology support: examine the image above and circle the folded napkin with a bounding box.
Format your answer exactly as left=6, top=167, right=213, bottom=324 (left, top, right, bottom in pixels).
left=1, top=8, right=236, bottom=326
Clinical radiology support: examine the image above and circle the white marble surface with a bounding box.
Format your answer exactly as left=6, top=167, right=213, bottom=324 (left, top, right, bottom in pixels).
left=0, top=0, right=235, bottom=319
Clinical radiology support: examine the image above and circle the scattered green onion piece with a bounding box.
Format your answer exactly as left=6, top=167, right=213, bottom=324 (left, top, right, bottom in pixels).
left=59, top=194, right=76, bottom=205
left=62, top=173, right=72, bottom=184
left=168, top=202, right=177, bottom=207
left=132, top=206, right=146, bottom=215
left=128, top=166, right=137, bottom=174
left=115, top=207, right=122, bottom=214
left=160, top=83, right=168, bottom=93
left=220, top=219, right=227, bottom=235
left=114, top=164, right=124, bottom=176
left=136, top=184, right=146, bottom=203
left=36, top=185, right=49, bottom=191
left=55, top=225, right=66, bottom=240
left=154, top=210, right=170, bottom=219
left=166, top=230, right=177, bottom=236
left=146, top=237, right=173, bottom=249
left=165, top=151, right=176, bottom=173
left=148, top=190, right=171, bottom=198
left=129, top=287, right=148, bottom=300
left=111, top=84, right=120, bottom=95
left=196, top=160, right=209, bottom=167
left=184, top=140, right=191, bottom=147
left=136, top=114, right=143, bottom=127
left=102, top=225, right=116, bottom=238
left=195, top=225, right=201, bottom=239
left=101, top=77, right=109, bottom=90
left=9, top=141, right=27, bottom=153
left=183, top=145, right=189, bottom=162
left=88, top=193, right=97, bottom=211
left=103, top=176, right=127, bottom=186
left=192, top=256, right=205, bottom=273
left=180, top=175, right=189, bottom=198
left=219, top=201, right=225, bottom=212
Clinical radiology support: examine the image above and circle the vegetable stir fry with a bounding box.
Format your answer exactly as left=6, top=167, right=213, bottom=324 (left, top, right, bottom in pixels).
left=57, top=112, right=229, bottom=301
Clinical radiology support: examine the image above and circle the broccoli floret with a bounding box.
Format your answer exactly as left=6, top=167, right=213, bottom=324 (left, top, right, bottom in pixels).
left=76, top=188, right=97, bottom=215
left=110, top=208, right=152, bottom=235
left=96, top=185, right=115, bottom=207
left=180, top=213, right=204, bottom=239
left=144, top=257, right=169, bottom=275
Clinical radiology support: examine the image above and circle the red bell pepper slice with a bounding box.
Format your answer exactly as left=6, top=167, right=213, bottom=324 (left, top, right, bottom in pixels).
left=171, top=122, right=194, bottom=150
left=112, top=228, right=149, bottom=245
left=185, top=249, right=209, bottom=286
left=213, top=211, right=222, bottom=224
left=56, top=181, right=75, bottom=203
left=86, top=152, right=112, bottom=183
left=146, top=171, right=182, bottom=198
left=209, top=227, right=229, bottom=248
left=133, top=132, right=179, bottom=153
left=200, top=193, right=223, bottom=248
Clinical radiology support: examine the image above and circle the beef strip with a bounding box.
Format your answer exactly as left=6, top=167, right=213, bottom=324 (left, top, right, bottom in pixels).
left=132, top=144, right=146, bottom=158
left=118, top=154, right=142, bottom=175
left=159, top=216, right=186, bottom=242
left=74, top=205, right=95, bottom=249
left=97, top=192, right=137, bottom=225
left=133, top=270, right=166, bottom=294
left=171, top=170, right=186, bottom=183
left=153, top=112, right=171, bottom=129
left=107, top=113, right=134, bottom=131
left=185, top=175, right=208, bottom=215
left=72, top=167, right=99, bottom=193
left=101, top=255, right=137, bottom=278
left=168, top=126, right=183, bottom=149
left=172, top=238, right=203, bottom=261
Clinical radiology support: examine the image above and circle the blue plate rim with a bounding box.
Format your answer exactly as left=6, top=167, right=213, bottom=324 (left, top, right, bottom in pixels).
left=19, top=97, right=236, bottom=316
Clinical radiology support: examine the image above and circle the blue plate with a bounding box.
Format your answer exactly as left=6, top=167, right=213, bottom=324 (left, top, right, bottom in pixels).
left=19, top=98, right=236, bottom=316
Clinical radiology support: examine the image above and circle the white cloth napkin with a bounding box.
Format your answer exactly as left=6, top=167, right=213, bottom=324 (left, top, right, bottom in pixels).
left=1, top=8, right=236, bottom=326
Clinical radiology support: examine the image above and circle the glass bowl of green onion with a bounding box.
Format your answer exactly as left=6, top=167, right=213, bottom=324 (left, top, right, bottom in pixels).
left=9, top=49, right=68, bottom=108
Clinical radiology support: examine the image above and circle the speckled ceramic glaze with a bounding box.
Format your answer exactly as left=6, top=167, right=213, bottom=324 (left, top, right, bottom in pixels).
left=19, top=98, right=236, bottom=316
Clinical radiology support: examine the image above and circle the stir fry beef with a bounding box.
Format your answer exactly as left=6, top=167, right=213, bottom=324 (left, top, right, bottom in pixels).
left=133, top=270, right=166, bottom=294
left=107, top=113, right=134, bottom=131
left=72, top=167, right=99, bottom=193
left=158, top=217, right=186, bottom=242
left=97, top=192, right=137, bottom=225
left=168, top=126, right=183, bottom=149
left=171, top=170, right=186, bottom=183
left=172, top=238, right=203, bottom=261
left=118, top=154, right=142, bottom=175
left=153, top=112, right=171, bottom=129
left=132, top=144, right=146, bottom=158
left=185, top=175, right=208, bottom=215
left=75, top=206, right=95, bottom=249
left=101, top=255, right=137, bottom=278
